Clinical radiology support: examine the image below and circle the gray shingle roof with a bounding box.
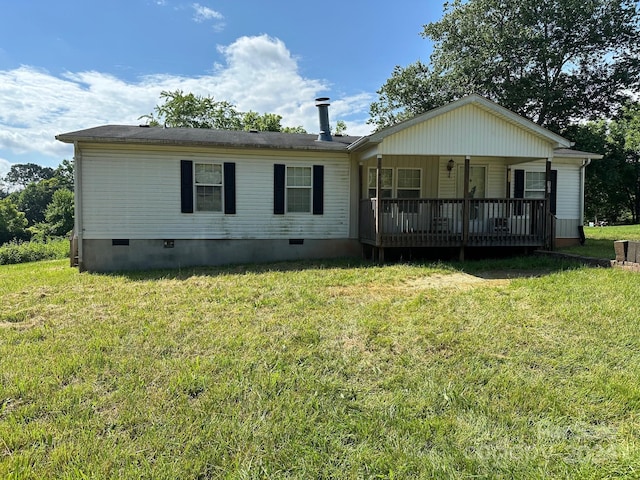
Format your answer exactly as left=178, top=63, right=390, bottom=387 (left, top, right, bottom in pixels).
left=56, top=125, right=361, bottom=152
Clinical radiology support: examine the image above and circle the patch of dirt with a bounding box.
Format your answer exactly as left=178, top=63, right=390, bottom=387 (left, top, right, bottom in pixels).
left=405, top=272, right=505, bottom=290
left=405, top=270, right=549, bottom=290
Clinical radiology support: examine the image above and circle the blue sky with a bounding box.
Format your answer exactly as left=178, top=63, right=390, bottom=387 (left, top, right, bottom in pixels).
left=0, top=0, right=440, bottom=174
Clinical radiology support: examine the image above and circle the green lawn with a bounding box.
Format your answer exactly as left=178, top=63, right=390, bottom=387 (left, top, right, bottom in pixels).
left=560, top=224, right=640, bottom=259
left=1, top=256, right=640, bottom=479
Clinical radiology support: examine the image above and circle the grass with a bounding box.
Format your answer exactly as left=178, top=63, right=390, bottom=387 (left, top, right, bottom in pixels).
left=1, top=256, right=640, bottom=479
left=560, top=224, right=640, bottom=259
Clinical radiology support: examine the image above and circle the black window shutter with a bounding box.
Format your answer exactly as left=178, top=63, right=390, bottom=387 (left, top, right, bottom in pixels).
left=313, top=165, right=324, bottom=215
left=274, top=164, right=285, bottom=215
left=550, top=170, right=558, bottom=215
left=514, top=170, right=525, bottom=199
left=180, top=160, right=194, bottom=213
left=224, top=162, right=236, bottom=214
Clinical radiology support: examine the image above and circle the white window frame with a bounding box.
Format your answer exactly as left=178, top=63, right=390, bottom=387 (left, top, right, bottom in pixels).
left=396, top=168, right=422, bottom=199
left=286, top=166, right=312, bottom=213
left=524, top=171, right=546, bottom=199
left=367, top=167, right=393, bottom=198
left=368, top=167, right=422, bottom=199
left=194, top=162, right=223, bottom=212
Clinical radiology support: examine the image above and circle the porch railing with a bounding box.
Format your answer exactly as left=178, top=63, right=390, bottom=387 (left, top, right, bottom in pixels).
left=359, top=198, right=548, bottom=248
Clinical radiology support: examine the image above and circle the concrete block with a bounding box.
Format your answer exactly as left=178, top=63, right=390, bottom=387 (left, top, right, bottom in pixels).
left=627, top=241, right=639, bottom=264
left=614, top=240, right=629, bottom=263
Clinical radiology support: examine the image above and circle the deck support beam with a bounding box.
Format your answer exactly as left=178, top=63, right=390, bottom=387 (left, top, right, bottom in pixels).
left=545, top=158, right=553, bottom=250
left=375, top=154, right=382, bottom=249
left=460, top=155, right=471, bottom=261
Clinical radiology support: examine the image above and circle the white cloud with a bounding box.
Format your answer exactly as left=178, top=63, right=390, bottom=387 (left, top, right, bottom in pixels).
left=0, top=158, right=11, bottom=177
left=192, top=3, right=223, bottom=21
left=0, top=35, right=374, bottom=166
left=192, top=3, right=225, bottom=31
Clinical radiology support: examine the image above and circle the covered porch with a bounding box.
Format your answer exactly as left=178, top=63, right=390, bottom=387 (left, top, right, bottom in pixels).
left=347, top=95, right=574, bottom=260
left=358, top=156, right=555, bottom=259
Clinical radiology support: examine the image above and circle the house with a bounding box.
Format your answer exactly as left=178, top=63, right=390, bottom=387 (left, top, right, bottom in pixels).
left=56, top=94, right=602, bottom=272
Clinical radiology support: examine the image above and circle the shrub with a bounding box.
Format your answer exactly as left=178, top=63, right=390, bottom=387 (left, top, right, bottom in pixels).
left=0, top=239, right=69, bottom=265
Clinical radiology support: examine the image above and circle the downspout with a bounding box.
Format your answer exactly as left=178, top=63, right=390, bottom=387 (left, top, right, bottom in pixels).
left=73, top=141, right=84, bottom=271
left=579, top=158, right=591, bottom=225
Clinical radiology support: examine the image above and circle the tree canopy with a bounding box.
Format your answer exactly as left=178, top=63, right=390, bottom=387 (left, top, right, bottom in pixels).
left=0, top=160, right=75, bottom=244
left=567, top=101, right=640, bottom=223
left=3, top=163, right=55, bottom=190
left=369, top=0, right=640, bottom=132
left=141, top=90, right=307, bottom=133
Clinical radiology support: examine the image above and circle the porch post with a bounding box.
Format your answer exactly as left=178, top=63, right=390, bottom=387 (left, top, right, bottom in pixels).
left=545, top=158, right=553, bottom=250
left=461, top=155, right=471, bottom=261
left=375, top=154, right=383, bottom=251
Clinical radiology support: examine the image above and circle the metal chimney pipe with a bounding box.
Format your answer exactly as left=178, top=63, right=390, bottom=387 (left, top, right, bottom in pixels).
left=315, top=97, right=332, bottom=142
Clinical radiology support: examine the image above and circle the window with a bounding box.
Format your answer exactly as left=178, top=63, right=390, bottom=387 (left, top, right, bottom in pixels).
left=367, top=168, right=393, bottom=198
left=286, top=166, right=312, bottom=213
left=524, top=171, right=546, bottom=198
left=181, top=161, right=235, bottom=214
left=195, top=163, right=223, bottom=211
left=397, top=168, right=421, bottom=198
left=367, top=168, right=421, bottom=198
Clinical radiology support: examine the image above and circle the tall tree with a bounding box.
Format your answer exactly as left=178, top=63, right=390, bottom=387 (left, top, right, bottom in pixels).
left=12, top=178, right=59, bottom=226
left=141, top=90, right=306, bottom=133
left=53, top=159, right=74, bottom=191
left=0, top=198, right=28, bottom=244
left=44, top=188, right=75, bottom=237
left=568, top=102, right=640, bottom=223
left=3, top=163, right=55, bottom=190
left=611, top=102, right=640, bottom=222
left=370, top=0, right=640, bottom=132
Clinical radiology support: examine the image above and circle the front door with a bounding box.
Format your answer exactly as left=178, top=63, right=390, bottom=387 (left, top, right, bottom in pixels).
left=457, top=165, right=486, bottom=199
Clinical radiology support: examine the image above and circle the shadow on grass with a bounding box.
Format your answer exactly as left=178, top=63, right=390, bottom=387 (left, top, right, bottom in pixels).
left=559, top=239, right=615, bottom=260
left=97, top=252, right=588, bottom=283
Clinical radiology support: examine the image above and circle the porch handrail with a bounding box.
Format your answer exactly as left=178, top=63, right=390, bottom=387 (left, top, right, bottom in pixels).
left=359, top=197, right=547, bottom=248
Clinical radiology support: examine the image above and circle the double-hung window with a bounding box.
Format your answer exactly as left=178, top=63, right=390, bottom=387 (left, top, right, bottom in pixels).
left=286, top=166, right=312, bottom=213
left=367, top=168, right=393, bottom=198
left=397, top=168, right=421, bottom=198
left=195, top=163, right=223, bottom=211
left=367, top=168, right=421, bottom=198
left=524, top=171, right=546, bottom=199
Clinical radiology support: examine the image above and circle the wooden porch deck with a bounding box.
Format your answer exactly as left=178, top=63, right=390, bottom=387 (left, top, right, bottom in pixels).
left=359, top=198, right=550, bottom=249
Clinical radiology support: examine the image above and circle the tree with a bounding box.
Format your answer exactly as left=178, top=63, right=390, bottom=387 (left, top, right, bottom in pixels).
left=567, top=102, right=640, bottom=223
left=44, top=188, right=74, bottom=237
left=334, top=120, right=348, bottom=136
left=610, top=102, right=640, bottom=222
left=53, top=159, right=74, bottom=191
left=141, top=90, right=306, bottom=133
left=0, top=198, right=28, bottom=244
left=3, top=163, right=55, bottom=190
left=241, top=111, right=283, bottom=132
left=12, top=178, right=58, bottom=226
left=370, top=0, right=640, bottom=131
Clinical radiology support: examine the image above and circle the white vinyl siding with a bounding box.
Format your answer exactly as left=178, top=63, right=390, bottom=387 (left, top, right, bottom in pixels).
left=80, top=145, right=350, bottom=240
left=379, top=103, right=555, bottom=158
